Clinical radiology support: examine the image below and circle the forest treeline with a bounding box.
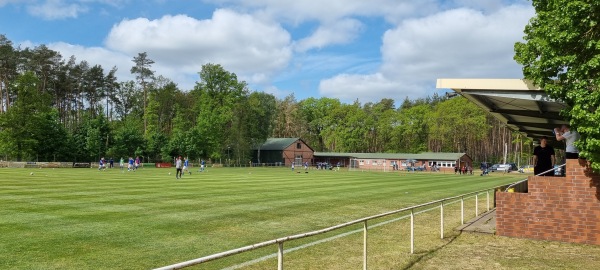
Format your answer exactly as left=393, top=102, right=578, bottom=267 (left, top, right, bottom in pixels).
left=0, top=35, right=532, bottom=164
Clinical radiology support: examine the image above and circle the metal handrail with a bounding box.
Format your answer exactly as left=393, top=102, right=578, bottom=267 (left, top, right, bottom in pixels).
left=154, top=180, right=521, bottom=270
left=504, top=163, right=566, bottom=192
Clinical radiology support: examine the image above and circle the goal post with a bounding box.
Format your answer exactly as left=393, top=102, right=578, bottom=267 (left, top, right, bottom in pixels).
left=349, top=158, right=360, bottom=171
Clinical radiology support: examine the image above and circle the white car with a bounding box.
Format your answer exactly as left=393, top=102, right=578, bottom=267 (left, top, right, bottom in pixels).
left=495, top=163, right=518, bottom=172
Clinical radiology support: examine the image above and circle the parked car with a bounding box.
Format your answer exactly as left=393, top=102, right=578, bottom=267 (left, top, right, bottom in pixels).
left=489, top=164, right=501, bottom=172
left=519, top=165, right=534, bottom=173
left=491, top=163, right=518, bottom=172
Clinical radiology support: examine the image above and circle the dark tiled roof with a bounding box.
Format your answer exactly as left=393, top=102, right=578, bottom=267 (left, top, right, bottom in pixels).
left=256, top=138, right=301, bottom=151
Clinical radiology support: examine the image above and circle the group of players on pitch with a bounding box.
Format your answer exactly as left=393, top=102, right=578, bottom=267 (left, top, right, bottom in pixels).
left=98, top=156, right=142, bottom=171
left=97, top=155, right=206, bottom=179
left=174, top=156, right=206, bottom=179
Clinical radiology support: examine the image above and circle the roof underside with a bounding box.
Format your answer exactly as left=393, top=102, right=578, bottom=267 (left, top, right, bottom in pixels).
left=436, top=79, right=569, bottom=141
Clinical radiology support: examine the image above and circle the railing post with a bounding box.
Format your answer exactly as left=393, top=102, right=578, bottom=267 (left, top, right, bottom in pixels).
left=278, top=242, right=284, bottom=270
left=475, top=193, right=479, bottom=216
left=486, top=190, right=490, bottom=211
left=363, top=221, right=368, bottom=270
left=460, top=196, right=464, bottom=225
left=440, top=201, right=444, bottom=239
left=410, top=209, right=414, bottom=254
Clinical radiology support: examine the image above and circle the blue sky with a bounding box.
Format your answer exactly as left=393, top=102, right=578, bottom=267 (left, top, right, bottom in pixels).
left=0, top=0, right=534, bottom=104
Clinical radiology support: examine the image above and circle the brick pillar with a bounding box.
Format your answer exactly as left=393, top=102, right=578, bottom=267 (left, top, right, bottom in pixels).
left=496, top=159, right=600, bottom=245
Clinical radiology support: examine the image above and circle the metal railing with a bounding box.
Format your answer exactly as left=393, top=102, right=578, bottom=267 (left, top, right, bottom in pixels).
left=504, top=164, right=565, bottom=192
left=154, top=181, right=521, bottom=270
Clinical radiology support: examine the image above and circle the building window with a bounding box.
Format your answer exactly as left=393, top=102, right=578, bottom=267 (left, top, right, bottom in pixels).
left=435, top=161, right=456, bottom=168
left=359, top=160, right=364, bottom=165
left=296, top=143, right=302, bottom=149
left=294, top=155, right=303, bottom=165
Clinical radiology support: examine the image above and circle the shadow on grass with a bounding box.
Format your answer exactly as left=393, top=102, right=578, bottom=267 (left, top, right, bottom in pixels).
left=401, top=230, right=464, bottom=270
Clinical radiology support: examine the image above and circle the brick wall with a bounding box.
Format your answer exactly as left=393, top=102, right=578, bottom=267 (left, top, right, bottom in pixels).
left=496, top=159, right=600, bottom=245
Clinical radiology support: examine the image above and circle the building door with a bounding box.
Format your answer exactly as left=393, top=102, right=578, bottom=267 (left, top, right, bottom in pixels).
left=295, top=155, right=303, bottom=166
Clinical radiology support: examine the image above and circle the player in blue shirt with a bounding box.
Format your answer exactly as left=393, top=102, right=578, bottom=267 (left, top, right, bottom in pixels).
left=198, top=159, right=206, bottom=172
left=98, top=157, right=105, bottom=171
left=128, top=157, right=134, bottom=171
left=183, top=158, right=191, bottom=176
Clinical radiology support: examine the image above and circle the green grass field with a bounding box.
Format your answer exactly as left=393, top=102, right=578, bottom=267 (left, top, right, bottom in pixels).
left=0, top=167, right=524, bottom=269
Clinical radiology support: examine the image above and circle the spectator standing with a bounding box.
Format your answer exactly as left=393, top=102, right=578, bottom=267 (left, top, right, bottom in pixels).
left=533, top=136, right=555, bottom=176
left=554, top=124, right=580, bottom=159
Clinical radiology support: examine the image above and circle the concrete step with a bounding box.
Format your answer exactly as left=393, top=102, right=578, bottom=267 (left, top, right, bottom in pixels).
left=456, top=209, right=496, bottom=234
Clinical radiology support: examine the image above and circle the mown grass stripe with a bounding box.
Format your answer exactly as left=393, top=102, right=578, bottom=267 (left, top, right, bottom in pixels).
left=0, top=167, right=522, bottom=269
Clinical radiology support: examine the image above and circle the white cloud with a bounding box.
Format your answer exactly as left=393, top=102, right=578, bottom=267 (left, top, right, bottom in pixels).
left=105, top=9, right=292, bottom=85
left=205, top=0, right=438, bottom=25
left=319, top=4, right=535, bottom=102
left=260, top=85, right=292, bottom=99
left=95, top=0, right=128, bottom=7
left=294, top=18, right=364, bottom=52
left=449, top=0, right=531, bottom=13
left=27, top=0, right=88, bottom=19
left=47, top=42, right=136, bottom=80
left=47, top=42, right=216, bottom=91
left=381, top=5, right=534, bottom=79
left=320, top=73, right=401, bottom=101
left=6, top=0, right=130, bottom=20
left=0, top=0, right=24, bottom=7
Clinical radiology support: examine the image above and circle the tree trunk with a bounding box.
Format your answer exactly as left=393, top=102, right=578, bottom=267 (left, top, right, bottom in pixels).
left=0, top=80, right=4, bottom=113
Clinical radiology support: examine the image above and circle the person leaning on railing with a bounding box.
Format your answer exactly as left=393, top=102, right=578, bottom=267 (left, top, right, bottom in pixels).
left=554, top=124, right=580, bottom=159
left=533, top=136, right=555, bottom=176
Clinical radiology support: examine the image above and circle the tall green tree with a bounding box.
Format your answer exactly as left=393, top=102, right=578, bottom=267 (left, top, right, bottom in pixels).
left=427, top=97, right=489, bottom=155
left=108, top=117, right=145, bottom=161
left=238, top=91, right=277, bottom=163
left=515, top=0, right=600, bottom=170
left=330, top=101, right=369, bottom=152
left=272, top=94, right=305, bottom=138
left=0, top=72, right=53, bottom=160
left=24, top=45, right=62, bottom=93
left=83, top=64, right=105, bottom=115
left=33, top=110, right=70, bottom=161
left=0, top=34, right=19, bottom=113
left=113, top=80, right=141, bottom=120
left=395, top=104, right=431, bottom=153
left=130, top=52, right=155, bottom=134
left=298, top=97, right=342, bottom=151
left=104, top=66, right=119, bottom=120
left=194, top=63, right=247, bottom=159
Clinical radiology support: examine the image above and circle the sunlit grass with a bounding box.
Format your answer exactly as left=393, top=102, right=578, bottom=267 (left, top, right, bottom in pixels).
left=0, top=167, right=523, bottom=269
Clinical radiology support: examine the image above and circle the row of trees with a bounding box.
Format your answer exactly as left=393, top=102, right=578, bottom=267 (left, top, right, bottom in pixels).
left=0, top=34, right=533, bottom=164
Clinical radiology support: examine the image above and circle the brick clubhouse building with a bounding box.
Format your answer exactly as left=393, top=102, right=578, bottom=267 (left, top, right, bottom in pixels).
left=253, top=138, right=472, bottom=172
